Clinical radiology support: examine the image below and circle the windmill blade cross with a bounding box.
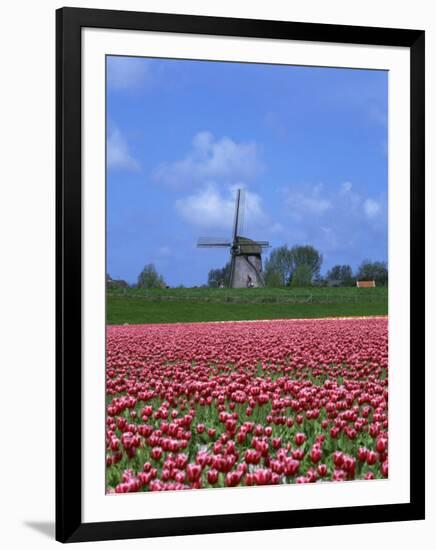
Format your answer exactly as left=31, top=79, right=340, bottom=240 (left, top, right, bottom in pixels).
left=238, top=189, right=246, bottom=238
left=232, top=189, right=241, bottom=244
left=197, top=237, right=231, bottom=248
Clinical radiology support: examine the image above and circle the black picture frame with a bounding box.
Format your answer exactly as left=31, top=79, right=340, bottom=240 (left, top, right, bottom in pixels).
left=56, top=6, right=425, bottom=543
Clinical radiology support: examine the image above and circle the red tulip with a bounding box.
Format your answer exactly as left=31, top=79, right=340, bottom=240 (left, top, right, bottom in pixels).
left=284, top=458, right=300, bottom=476
left=151, top=447, right=163, bottom=461
left=291, top=448, right=305, bottom=461
left=272, top=437, right=281, bottom=449
left=317, top=464, right=328, bottom=477
left=376, top=437, right=388, bottom=453
left=310, top=445, right=322, bottom=463
left=245, top=473, right=255, bottom=486
left=186, top=464, right=202, bottom=482
left=333, top=451, right=344, bottom=468
left=358, top=447, right=368, bottom=462
left=225, top=470, right=242, bottom=487
left=207, top=469, right=219, bottom=484
left=367, top=451, right=378, bottom=465
left=295, top=433, right=306, bottom=446
left=225, top=419, right=237, bottom=435
left=245, top=449, right=261, bottom=465
left=174, top=471, right=185, bottom=483
left=332, top=469, right=347, bottom=481
left=254, top=468, right=272, bottom=485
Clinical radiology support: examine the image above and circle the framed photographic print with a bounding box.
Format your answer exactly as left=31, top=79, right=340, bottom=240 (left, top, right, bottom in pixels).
left=56, top=7, right=425, bottom=543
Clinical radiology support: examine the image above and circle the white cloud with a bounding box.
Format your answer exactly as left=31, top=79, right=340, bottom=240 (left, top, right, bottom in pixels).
left=107, top=56, right=152, bottom=91
left=285, top=181, right=383, bottom=224
left=363, top=198, right=381, bottom=218
left=284, top=183, right=332, bottom=220
left=280, top=181, right=386, bottom=256
left=341, top=181, right=353, bottom=193
left=107, top=126, right=140, bottom=172
left=175, top=184, right=266, bottom=232
left=154, top=131, right=263, bottom=189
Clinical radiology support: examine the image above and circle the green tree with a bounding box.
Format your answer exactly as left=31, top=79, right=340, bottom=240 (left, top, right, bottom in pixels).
left=264, top=245, right=293, bottom=286
left=265, top=244, right=323, bottom=286
left=265, top=270, right=284, bottom=288
left=208, top=262, right=231, bottom=287
left=326, top=264, right=354, bottom=286
left=356, top=260, right=388, bottom=286
left=291, top=264, right=313, bottom=287
left=289, top=245, right=323, bottom=282
left=137, top=263, right=166, bottom=289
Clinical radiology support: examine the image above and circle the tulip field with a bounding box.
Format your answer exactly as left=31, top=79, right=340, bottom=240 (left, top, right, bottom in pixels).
left=106, top=316, right=388, bottom=493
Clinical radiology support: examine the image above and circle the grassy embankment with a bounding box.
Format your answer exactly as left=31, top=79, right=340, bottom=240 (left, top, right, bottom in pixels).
left=106, top=286, right=388, bottom=325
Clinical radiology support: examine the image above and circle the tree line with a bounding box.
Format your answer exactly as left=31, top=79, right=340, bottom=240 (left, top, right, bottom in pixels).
left=107, top=245, right=388, bottom=290
left=207, top=244, right=388, bottom=288
left=107, top=264, right=167, bottom=290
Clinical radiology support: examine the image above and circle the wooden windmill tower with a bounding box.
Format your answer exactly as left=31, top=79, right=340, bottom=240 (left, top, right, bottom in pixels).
left=197, top=189, right=270, bottom=288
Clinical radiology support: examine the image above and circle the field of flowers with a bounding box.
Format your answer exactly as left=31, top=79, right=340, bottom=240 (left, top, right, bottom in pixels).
left=106, top=317, right=388, bottom=493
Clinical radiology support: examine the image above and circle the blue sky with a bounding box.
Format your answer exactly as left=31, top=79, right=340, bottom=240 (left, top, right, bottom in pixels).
left=106, top=56, right=388, bottom=287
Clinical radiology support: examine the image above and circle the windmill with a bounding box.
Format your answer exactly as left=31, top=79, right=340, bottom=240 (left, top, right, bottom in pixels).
left=197, top=189, right=270, bottom=288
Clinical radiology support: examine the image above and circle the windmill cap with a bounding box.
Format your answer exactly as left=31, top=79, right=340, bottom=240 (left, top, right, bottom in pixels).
left=234, top=236, right=265, bottom=255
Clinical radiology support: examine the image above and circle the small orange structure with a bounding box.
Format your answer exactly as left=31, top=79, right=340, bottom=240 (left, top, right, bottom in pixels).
left=356, top=280, right=376, bottom=288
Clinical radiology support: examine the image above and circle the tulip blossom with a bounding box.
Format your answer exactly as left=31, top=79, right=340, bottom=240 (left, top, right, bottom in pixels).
left=186, top=463, right=202, bottom=482
left=295, top=433, right=306, bottom=446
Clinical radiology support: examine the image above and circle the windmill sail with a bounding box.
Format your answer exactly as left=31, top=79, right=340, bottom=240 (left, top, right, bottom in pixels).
left=232, top=189, right=241, bottom=244
left=238, top=189, right=246, bottom=238
left=197, top=237, right=231, bottom=247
